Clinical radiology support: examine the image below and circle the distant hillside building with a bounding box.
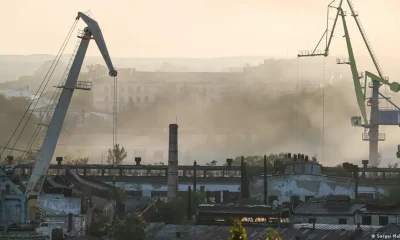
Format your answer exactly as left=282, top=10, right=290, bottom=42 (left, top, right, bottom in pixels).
left=90, top=62, right=333, bottom=113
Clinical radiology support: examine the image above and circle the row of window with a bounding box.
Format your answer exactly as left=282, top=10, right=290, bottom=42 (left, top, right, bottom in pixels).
left=308, top=216, right=388, bottom=226
left=104, top=86, right=149, bottom=93
left=104, top=96, right=149, bottom=103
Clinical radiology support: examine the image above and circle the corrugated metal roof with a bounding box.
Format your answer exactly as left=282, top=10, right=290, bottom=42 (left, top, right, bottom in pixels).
left=293, top=202, right=365, bottom=215
left=152, top=224, right=376, bottom=240
left=197, top=204, right=285, bottom=215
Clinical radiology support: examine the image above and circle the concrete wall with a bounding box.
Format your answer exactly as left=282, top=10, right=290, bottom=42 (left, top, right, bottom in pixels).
left=251, top=174, right=356, bottom=203
left=113, top=182, right=240, bottom=194
left=37, top=194, right=81, bottom=215
left=110, top=177, right=392, bottom=201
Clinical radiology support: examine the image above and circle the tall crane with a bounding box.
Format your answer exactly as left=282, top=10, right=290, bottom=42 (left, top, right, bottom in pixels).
left=14, top=11, right=117, bottom=223
left=297, top=0, right=400, bottom=167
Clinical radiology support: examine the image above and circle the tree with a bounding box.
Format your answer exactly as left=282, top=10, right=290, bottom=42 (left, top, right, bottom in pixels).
left=64, top=156, right=89, bottom=165
left=148, top=197, right=187, bottom=224
left=206, top=160, right=217, bottom=166
left=88, top=211, right=109, bottom=238
left=265, top=228, right=282, bottom=240
left=110, top=213, right=147, bottom=240
left=228, top=219, right=247, bottom=240
left=231, top=154, right=286, bottom=167
left=312, top=154, right=318, bottom=163
left=388, top=162, right=399, bottom=168
left=0, top=96, right=40, bottom=147
left=107, top=144, right=127, bottom=165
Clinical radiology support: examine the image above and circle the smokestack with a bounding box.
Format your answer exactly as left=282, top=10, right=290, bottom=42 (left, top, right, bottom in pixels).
left=135, top=157, right=141, bottom=166
left=167, top=124, right=179, bottom=202
left=293, top=154, right=297, bottom=161
left=362, top=160, right=369, bottom=178
left=56, top=157, right=63, bottom=166
left=241, top=160, right=250, bottom=199
left=193, top=160, right=197, bottom=194
left=6, top=156, right=13, bottom=165
left=287, top=153, right=292, bottom=159
left=226, top=158, right=233, bottom=167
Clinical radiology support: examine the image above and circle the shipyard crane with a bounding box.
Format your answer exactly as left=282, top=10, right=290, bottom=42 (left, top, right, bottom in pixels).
left=297, top=0, right=400, bottom=167
left=15, top=12, right=117, bottom=222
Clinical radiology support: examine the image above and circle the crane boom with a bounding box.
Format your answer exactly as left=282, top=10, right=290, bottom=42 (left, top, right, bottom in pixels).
left=339, top=8, right=368, bottom=124
left=298, top=0, right=343, bottom=57
left=346, top=0, right=384, bottom=79
left=24, top=12, right=117, bottom=199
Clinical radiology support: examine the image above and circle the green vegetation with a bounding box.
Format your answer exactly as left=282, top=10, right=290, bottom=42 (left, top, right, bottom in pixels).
left=63, top=156, right=89, bottom=165
left=265, top=228, right=282, bottom=240
left=87, top=211, right=109, bottom=237
left=0, top=95, right=40, bottom=151
left=228, top=219, right=247, bottom=240
left=206, top=160, right=218, bottom=166
left=110, top=213, right=147, bottom=240
left=107, top=143, right=127, bottom=165
left=148, top=197, right=187, bottom=224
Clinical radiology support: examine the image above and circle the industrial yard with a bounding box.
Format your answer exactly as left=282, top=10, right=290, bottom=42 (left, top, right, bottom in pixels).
left=1, top=0, right=400, bottom=239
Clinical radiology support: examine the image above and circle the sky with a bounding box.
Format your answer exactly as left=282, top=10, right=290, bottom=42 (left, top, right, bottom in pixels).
left=0, top=0, right=399, bottom=58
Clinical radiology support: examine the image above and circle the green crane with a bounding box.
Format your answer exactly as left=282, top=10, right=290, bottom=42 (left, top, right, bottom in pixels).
left=297, top=0, right=400, bottom=166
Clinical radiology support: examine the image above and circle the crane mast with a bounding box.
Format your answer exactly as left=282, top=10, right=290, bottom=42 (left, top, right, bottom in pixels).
left=24, top=12, right=117, bottom=199
left=297, top=0, right=400, bottom=167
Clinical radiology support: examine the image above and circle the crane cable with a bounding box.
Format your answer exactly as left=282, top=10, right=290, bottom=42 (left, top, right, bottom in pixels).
left=14, top=20, right=78, bottom=158
left=0, top=19, right=79, bottom=160
left=112, top=75, right=118, bottom=163
left=22, top=22, right=79, bottom=159
left=296, top=57, right=299, bottom=153
left=322, top=57, right=326, bottom=163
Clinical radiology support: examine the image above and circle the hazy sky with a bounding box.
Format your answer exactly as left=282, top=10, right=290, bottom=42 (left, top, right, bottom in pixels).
left=1, top=0, right=399, bottom=58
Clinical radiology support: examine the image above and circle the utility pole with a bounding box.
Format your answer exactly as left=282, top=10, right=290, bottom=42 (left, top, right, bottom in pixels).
left=264, top=155, right=268, bottom=205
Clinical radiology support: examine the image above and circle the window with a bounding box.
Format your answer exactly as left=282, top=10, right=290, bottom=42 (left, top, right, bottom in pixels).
left=128, top=86, right=133, bottom=94
left=104, top=86, right=108, bottom=92
left=308, top=218, right=316, bottom=224
left=136, top=97, right=141, bottom=103
left=290, top=196, right=300, bottom=202
left=379, top=216, right=388, bottom=226
left=362, top=216, right=372, bottom=225
left=120, top=96, right=125, bottom=103
left=144, top=96, right=149, bottom=102
left=104, top=96, right=108, bottom=102
left=339, top=218, right=347, bottom=224
left=268, top=196, right=278, bottom=204
left=136, top=86, right=141, bottom=93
